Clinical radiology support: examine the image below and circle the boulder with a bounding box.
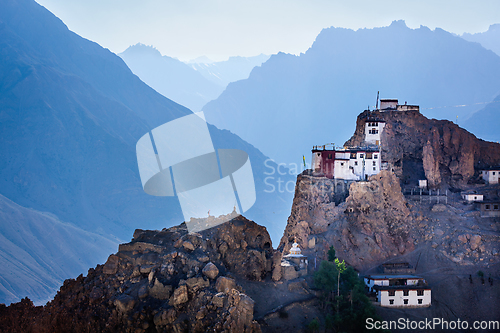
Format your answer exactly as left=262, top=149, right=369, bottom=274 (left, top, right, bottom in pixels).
left=149, top=278, right=172, bottom=300
left=103, top=255, right=119, bottom=275
left=201, top=262, right=219, bottom=280
left=171, top=285, right=189, bottom=306
left=182, top=241, right=195, bottom=252
left=215, top=276, right=236, bottom=294
left=114, top=294, right=136, bottom=314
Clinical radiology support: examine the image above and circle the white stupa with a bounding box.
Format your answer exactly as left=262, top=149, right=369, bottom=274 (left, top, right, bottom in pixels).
left=285, top=240, right=305, bottom=257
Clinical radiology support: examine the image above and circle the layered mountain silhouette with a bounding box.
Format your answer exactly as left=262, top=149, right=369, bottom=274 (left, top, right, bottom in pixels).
left=203, top=20, right=500, bottom=166
left=462, top=24, right=500, bottom=57
left=465, top=93, right=500, bottom=143
left=0, top=0, right=293, bottom=304
left=118, top=45, right=270, bottom=112
left=188, top=54, right=270, bottom=88
left=118, top=44, right=224, bottom=112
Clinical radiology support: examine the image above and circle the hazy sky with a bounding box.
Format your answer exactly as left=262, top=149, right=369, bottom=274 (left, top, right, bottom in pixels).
left=35, top=0, right=500, bottom=62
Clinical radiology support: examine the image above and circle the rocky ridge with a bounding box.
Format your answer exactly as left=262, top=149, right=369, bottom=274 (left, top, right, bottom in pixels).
left=345, top=109, right=500, bottom=188
left=0, top=216, right=271, bottom=333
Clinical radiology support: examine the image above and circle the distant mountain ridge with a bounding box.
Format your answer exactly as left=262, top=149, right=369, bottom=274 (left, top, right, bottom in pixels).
left=461, top=24, right=500, bottom=57
left=202, top=20, right=500, bottom=166
left=118, top=44, right=224, bottom=112
left=188, top=54, right=271, bottom=88
left=118, top=45, right=270, bottom=112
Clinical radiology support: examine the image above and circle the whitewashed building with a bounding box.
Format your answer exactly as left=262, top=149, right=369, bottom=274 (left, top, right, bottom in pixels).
left=311, top=147, right=381, bottom=180
left=364, top=120, right=386, bottom=146
left=481, top=169, right=500, bottom=184
left=379, top=99, right=419, bottom=112
left=461, top=191, right=484, bottom=202
left=364, top=274, right=431, bottom=308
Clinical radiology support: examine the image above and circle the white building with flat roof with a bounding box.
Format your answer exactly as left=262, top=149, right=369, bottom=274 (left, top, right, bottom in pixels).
left=364, top=274, right=431, bottom=308
left=365, top=120, right=386, bottom=146
left=481, top=169, right=500, bottom=184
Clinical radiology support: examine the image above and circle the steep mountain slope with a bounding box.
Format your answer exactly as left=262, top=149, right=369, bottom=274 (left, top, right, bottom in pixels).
left=189, top=54, right=271, bottom=88
left=462, top=24, right=500, bottom=57
left=0, top=0, right=293, bottom=304
left=0, top=194, right=118, bottom=306
left=118, top=44, right=224, bottom=112
left=203, top=21, right=500, bottom=166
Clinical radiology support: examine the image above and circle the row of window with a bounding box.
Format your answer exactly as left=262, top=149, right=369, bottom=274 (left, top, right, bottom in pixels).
left=368, top=129, right=379, bottom=134
left=326, top=153, right=379, bottom=160
left=388, top=290, right=424, bottom=296
left=389, top=299, right=424, bottom=305
left=367, top=122, right=379, bottom=127
left=484, top=204, right=499, bottom=210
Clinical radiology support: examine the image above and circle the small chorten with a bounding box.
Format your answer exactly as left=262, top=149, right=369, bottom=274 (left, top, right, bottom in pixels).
left=280, top=237, right=308, bottom=280
left=289, top=240, right=302, bottom=256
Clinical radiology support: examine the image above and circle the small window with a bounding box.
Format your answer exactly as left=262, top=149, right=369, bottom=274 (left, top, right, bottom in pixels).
left=340, top=162, right=344, bottom=166
left=403, top=290, right=409, bottom=296
left=374, top=154, right=378, bottom=159
left=474, top=196, right=477, bottom=200
left=388, top=290, right=395, bottom=296
left=418, top=299, right=423, bottom=304
left=485, top=204, right=491, bottom=210
left=317, top=153, right=320, bottom=156
left=403, top=299, right=409, bottom=305
left=355, top=161, right=358, bottom=166
left=493, top=172, right=496, bottom=175
left=494, top=205, right=499, bottom=210
left=350, top=152, right=356, bottom=159
left=389, top=299, right=394, bottom=305
left=359, top=154, right=364, bottom=158
left=328, top=154, right=332, bottom=159
left=417, top=290, right=424, bottom=296
left=373, top=161, right=376, bottom=166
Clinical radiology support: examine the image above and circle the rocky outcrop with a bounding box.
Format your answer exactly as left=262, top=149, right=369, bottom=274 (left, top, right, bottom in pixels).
left=279, top=170, right=418, bottom=270
left=0, top=216, right=268, bottom=333
left=345, top=109, right=500, bottom=188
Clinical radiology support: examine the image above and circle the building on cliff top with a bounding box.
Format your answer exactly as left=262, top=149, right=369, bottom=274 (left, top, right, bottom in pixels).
left=379, top=99, right=419, bottom=112
left=281, top=241, right=308, bottom=280
left=311, top=146, right=382, bottom=180
left=364, top=274, right=431, bottom=308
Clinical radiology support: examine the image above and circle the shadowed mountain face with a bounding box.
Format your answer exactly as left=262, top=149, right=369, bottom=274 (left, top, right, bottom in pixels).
left=118, top=44, right=224, bottom=112
left=0, top=0, right=293, bottom=304
left=202, top=20, right=500, bottom=166
left=0, top=194, right=118, bottom=306
left=464, top=93, right=500, bottom=143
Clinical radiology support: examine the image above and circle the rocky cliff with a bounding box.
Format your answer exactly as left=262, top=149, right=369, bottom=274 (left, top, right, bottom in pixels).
left=278, top=170, right=420, bottom=270
left=0, top=216, right=271, bottom=333
left=345, top=109, right=500, bottom=188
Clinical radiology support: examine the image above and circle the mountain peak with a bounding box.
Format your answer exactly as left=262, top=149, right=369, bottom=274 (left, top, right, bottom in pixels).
left=120, top=43, right=162, bottom=58
left=389, top=19, right=408, bottom=29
